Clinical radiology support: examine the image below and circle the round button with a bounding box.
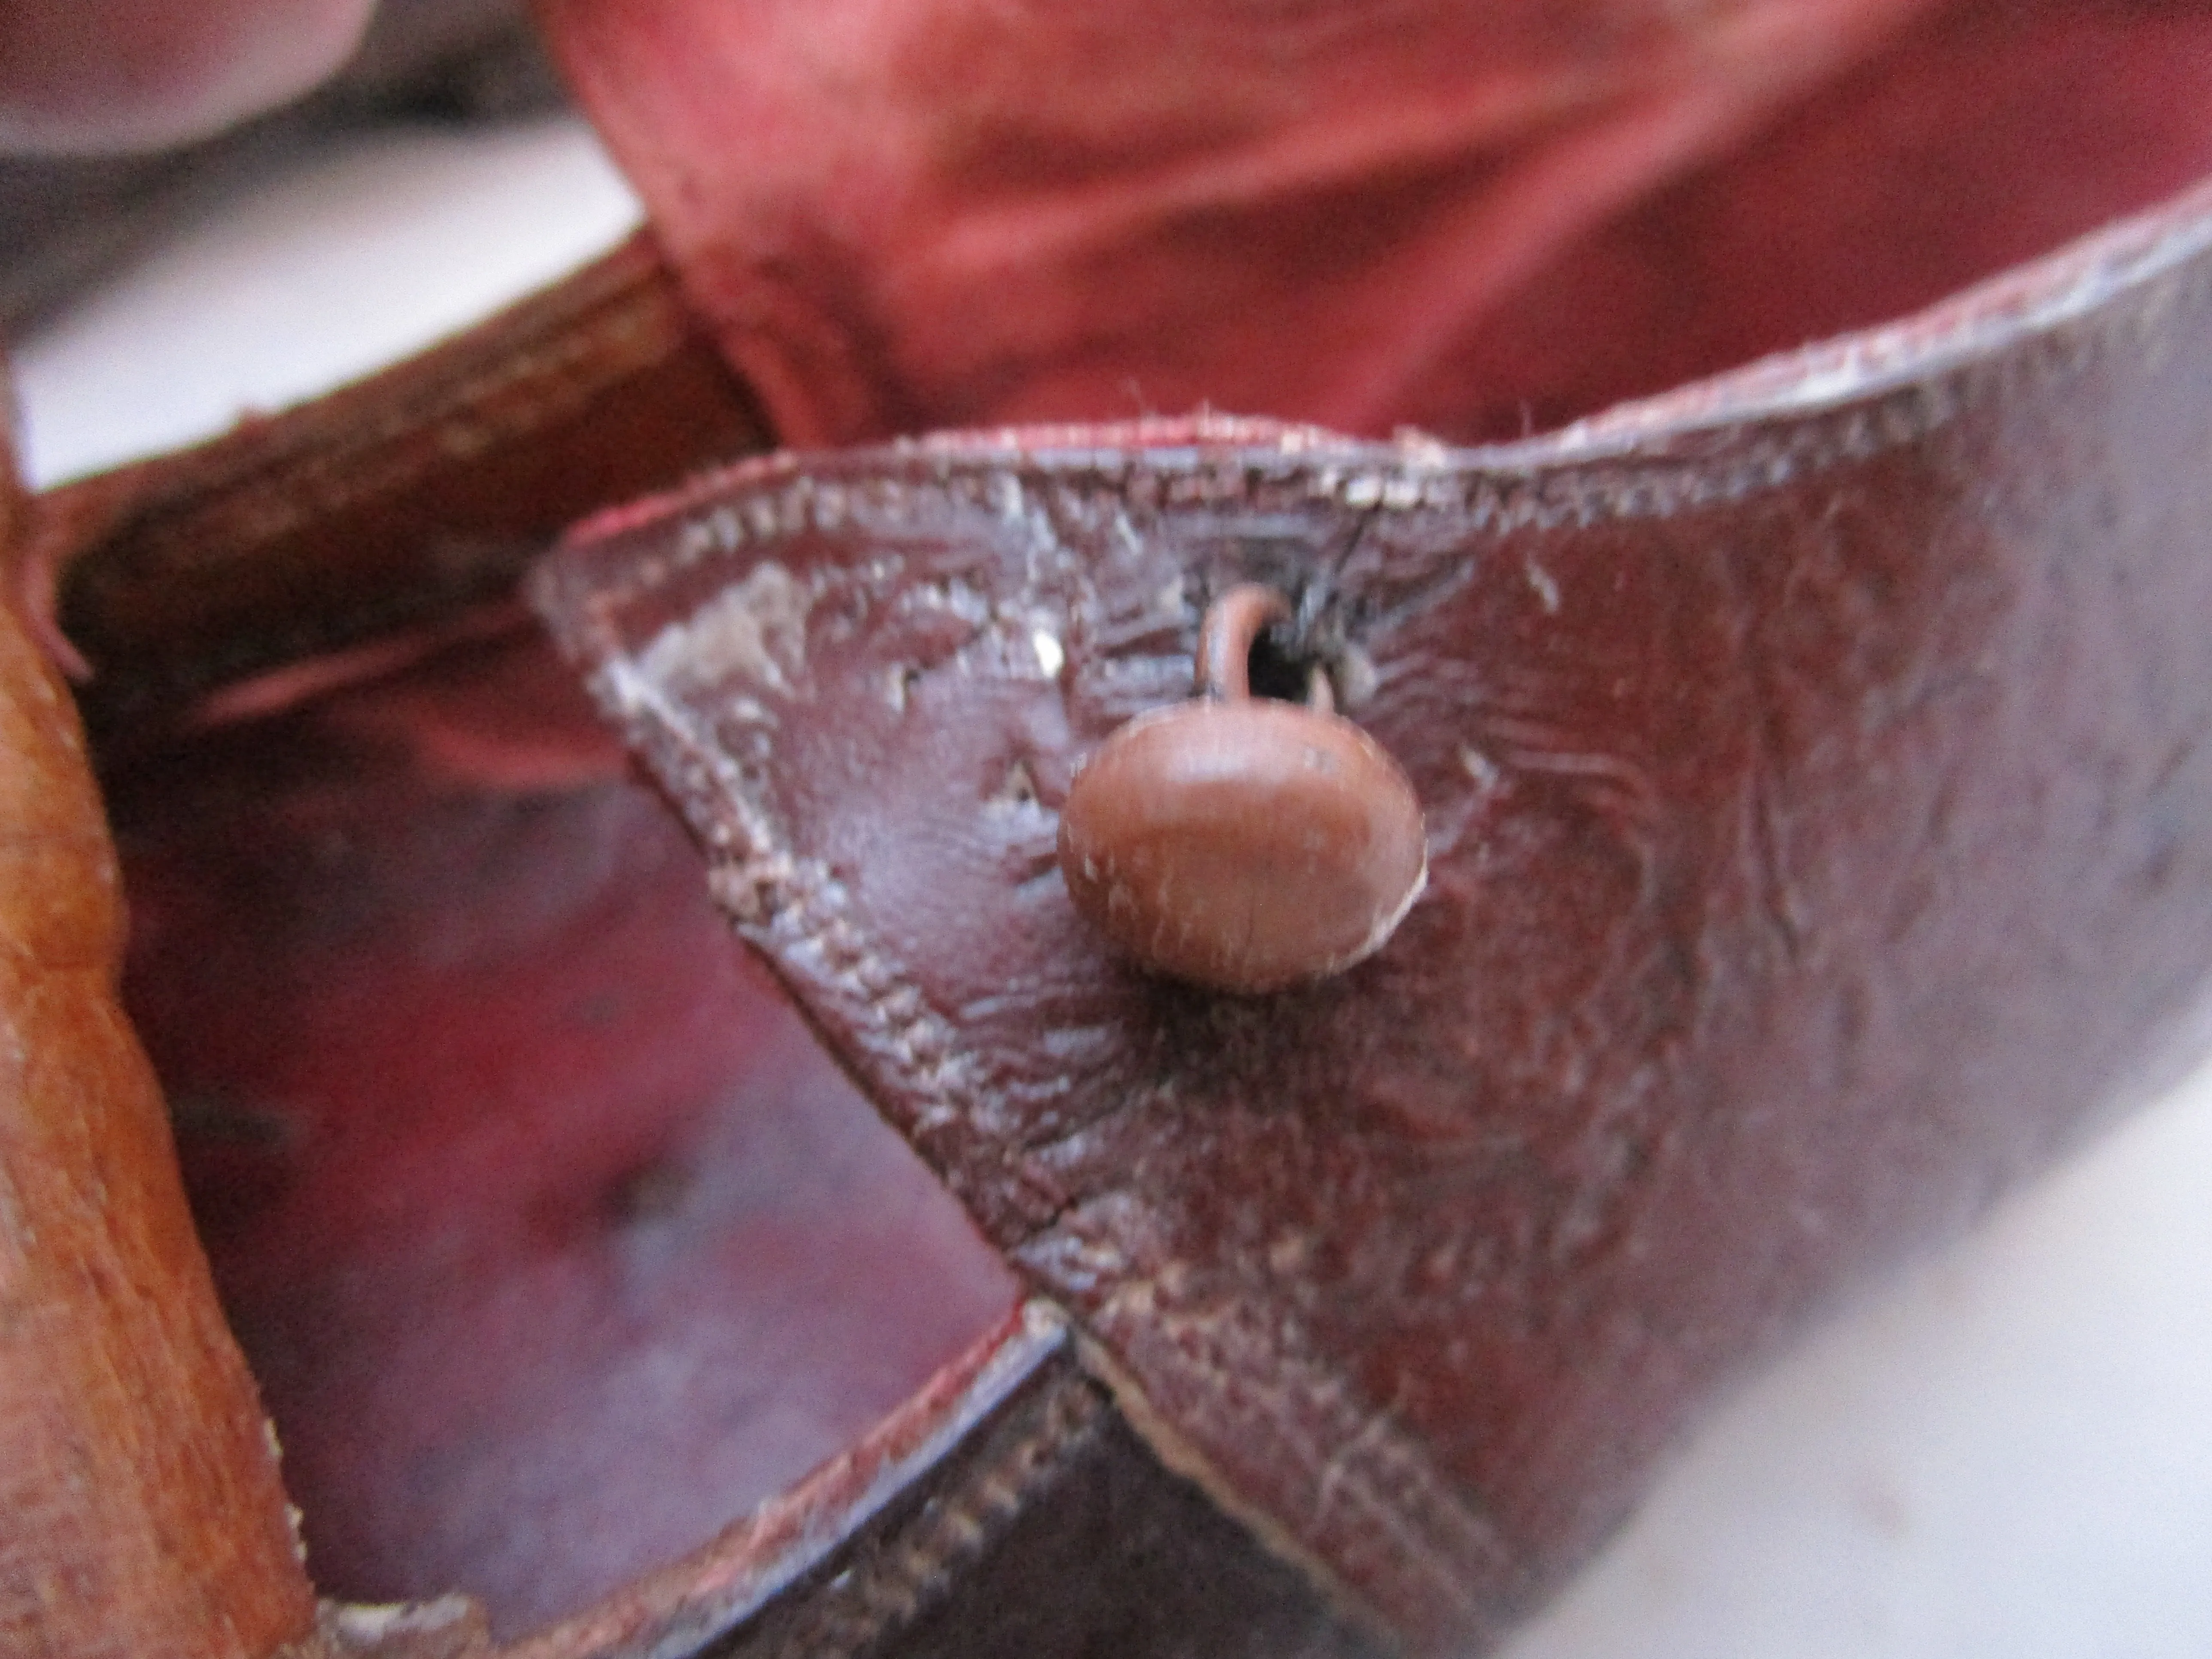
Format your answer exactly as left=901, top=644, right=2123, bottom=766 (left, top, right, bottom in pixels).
left=1057, top=585, right=1425, bottom=993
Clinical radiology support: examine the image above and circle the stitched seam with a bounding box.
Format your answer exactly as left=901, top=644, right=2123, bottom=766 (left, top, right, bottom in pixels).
left=574, top=226, right=2212, bottom=624
left=578, top=522, right=1516, bottom=1641
left=747, top=1374, right=1107, bottom=1658
left=580, top=392, right=1950, bottom=617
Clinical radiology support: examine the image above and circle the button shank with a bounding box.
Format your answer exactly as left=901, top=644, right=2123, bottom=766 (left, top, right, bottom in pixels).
left=1057, top=586, right=1426, bottom=993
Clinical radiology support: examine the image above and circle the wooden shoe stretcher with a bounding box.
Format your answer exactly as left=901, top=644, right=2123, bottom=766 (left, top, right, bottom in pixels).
left=8, top=2, right=2212, bottom=1654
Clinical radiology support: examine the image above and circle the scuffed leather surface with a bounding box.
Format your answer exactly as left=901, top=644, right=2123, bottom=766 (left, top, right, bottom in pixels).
left=536, top=185, right=2212, bottom=1653
left=535, top=0, right=2212, bottom=447
left=1, top=428, right=315, bottom=1653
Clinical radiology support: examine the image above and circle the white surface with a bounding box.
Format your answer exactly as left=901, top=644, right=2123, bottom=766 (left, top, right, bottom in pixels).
left=12, top=113, right=639, bottom=485
left=15, top=113, right=2212, bottom=1658
left=1502, top=1080, right=2212, bottom=1659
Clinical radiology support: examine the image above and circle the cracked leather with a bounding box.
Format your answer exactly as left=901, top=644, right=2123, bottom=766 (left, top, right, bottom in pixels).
left=535, top=182, right=2212, bottom=1654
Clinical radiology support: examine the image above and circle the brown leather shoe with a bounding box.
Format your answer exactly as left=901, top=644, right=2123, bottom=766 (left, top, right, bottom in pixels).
left=9, top=3, right=2212, bottom=1655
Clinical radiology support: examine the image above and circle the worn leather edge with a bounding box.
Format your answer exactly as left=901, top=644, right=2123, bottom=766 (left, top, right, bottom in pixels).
left=529, top=170, right=2212, bottom=1654
left=33, top=228, right=769, bottom=733
left=1, top=394, right=318, bottom=1659
left=538, top=164, right=2212, bottom=580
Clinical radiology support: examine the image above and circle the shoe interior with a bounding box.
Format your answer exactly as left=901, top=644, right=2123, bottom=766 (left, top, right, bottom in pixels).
left=104, top=623, right=1018, bottom=1637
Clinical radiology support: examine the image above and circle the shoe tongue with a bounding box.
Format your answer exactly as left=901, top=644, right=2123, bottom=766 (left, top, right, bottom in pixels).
left=535, top=0, right=2212, bottom=449
left=532, top=0, right=1944, bottom=444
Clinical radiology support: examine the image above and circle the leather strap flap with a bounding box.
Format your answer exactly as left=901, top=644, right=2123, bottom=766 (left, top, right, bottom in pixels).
left=533, top=184, right=2212, bottom=1653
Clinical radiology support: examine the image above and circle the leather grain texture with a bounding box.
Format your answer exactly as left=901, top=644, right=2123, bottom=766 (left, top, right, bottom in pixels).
left=1, top=418, right=316, bottom=1657
left=536, top=182, right=2212, bottom=1653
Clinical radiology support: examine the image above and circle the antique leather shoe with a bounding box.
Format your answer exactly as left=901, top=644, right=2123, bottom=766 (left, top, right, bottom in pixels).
left=9, top=3, right=2212, bottom=1656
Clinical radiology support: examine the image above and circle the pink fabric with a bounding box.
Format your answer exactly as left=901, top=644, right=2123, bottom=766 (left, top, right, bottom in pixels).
left=536, top=0, right=2212, bottom=446
left=119, top=631, right=1016, bottom=1635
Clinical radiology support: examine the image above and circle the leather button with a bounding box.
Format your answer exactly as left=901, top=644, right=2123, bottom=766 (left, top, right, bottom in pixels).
left=1058, top=585, right=1426, bottom=993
